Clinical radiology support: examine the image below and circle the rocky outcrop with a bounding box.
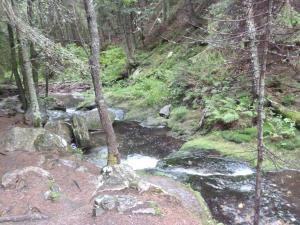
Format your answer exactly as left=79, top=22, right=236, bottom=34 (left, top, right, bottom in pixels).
left=72, top=114, right=90, bottom=149
left=34, top=132, right=70, bottom=153
left=0, top=127, right=70, bottom=153
left=0, top=127, right=45, bottom=152
left=44, top=120, right=73, bottom=143
left=75, top=109, right=116, bottom=130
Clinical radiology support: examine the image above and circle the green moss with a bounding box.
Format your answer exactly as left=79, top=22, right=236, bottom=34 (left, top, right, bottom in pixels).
left=101, top=45, right=127, bottom=84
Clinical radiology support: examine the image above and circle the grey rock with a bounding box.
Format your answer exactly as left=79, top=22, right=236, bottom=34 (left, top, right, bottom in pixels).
left=92, top=207, right=105, bottom=217
left=95, top=195, right=116, bottom=210
left=75, top=109, right=115, bottom=130
left=116, top=195, right=139, bottom=212
left=44, top=120, right=73, bottom=143
left=159, top=104, right=171, bottom=118
left=34, top=132, right=70, bottom=153
left=132, top=208, right=156, bottom=215
left=72, top=114, right=90, bottom=149
left=0, top=127, right=45, bottom=152
left=97, top=164, right=139, bottom=191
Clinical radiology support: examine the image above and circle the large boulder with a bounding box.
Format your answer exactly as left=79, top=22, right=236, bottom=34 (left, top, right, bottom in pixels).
left=0, top=127, right=70, bottom=153
left=34, top=132, right=70, bottom=153
left=75, top=109, right=116, bottom=130
left=0, top=127, right=45, bottom=152
left=44, top=120, right=73, bottom=143
left=72, top=114, right=90, bottom=149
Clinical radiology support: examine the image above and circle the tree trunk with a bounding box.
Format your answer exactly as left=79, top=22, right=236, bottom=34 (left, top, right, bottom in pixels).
left=18, top=33, right=42, bottom=127
left=27, top=0, right=39, bottom=93
left=162, top=0, right=170, bottom=23
left=7, top=23, right=27, bottom=110
left=83, top=0, right=120, bottom=165
left=253, top=0, right=272, bottom=225
left=116, top=1, right=136, bottom=67
left=246, top=0, right=260, bottom=99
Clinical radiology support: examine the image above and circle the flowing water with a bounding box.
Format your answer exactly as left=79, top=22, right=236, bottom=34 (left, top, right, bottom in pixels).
left=4, top=91, right=298, bottom=225
left=82, top=119, right=300, bottom=225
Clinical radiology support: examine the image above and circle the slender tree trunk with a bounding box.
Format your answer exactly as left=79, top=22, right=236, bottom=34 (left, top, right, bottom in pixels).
left=27, top=0, right=39, bottom=93
left=162, top=0, right=170, bottom=23
left=7, top=23, right=27, bottom=110
left=18, top=33, right=42, bottom=127
left=253, top=0, right=272, bottom=225
left=116, top=1, right=136, bottom=67
left=246, top=0, right=260, bottom=99
left=83, top=0, right=120, bottom=165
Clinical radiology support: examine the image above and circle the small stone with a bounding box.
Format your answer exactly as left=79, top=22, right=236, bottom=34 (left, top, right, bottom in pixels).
left=238, top=203, right=244, bottom=209
left=76, top=166, right=88, bottom=173
left=159, top=104, right=171, bottom=118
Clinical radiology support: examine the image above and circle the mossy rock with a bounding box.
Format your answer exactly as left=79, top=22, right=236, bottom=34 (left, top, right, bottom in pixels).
left=34, top=132, right=70, bottom=153
left=72, top=114, right=90, bottom=149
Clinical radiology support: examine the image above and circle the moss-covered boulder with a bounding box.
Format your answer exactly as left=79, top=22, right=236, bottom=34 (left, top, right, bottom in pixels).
left=0, top=127, right=45, bottom=152
left=44, top=120, right=73, bottom=143
left=72, top=114, right=90, bottom=149
left=34, top=132, right=70, bottom=153
left=75, top=109, right=115, bottom=130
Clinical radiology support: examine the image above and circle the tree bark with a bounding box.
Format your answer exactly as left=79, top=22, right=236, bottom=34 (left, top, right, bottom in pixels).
left=83, top=0, right=120, bottom=165
left=7, top=23, right=27, bottom=110
left=245, top=0, right=260, bottom=99
left=253, top=0, right=272, bottom=225
left=162, top=0, right=170, bottom=23
left=27, top=0, right=39, bottom=93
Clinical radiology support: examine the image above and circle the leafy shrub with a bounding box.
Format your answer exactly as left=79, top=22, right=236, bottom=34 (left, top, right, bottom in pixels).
left=170, top=106, right=189, bottom=121
left=264, top=114, right=296, bottom=140
left=282, top=94, right=295, bottom=106
left=275, top=136, right=300, bottom=150
left=205, top=95, right=254, bottom=126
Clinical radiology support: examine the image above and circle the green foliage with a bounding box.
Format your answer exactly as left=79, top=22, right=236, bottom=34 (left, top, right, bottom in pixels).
left=108, top=77, right=169, bottom=107
left=205, top=95, right=254, bottom=125
left=277, top=3, right=300, bottom=28
left=63, top=44, right=89, bottom=81
left=282, top=94, right=295, bottom=106
left=170, top=106, right=189, bottom=121
left=101, top=45, right=127, bottom=84
left=275, top=136, right=300, bottom=151
left=221, top=127, right=257, bottom=143
left=264, top=114, right=296, bottom=140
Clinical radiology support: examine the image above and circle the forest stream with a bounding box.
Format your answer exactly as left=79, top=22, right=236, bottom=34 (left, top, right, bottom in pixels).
left=44, top=92, right=300, bottom=225
left=1, top=90, right=299, bottom=225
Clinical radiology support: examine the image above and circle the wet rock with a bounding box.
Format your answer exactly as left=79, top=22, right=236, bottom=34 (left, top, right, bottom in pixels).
left=74, top=109, right=115, bottom=130
left=0, top=127, right=45, bottom=152
left=72, top=114, right=90, bottom=149
left=159, top=104, right=171, bottom=118
left=44, top=120, right=73, bottom=143
left=49, top=93, right=85, bottom=108
left=34, top=132, right=70, bottom=153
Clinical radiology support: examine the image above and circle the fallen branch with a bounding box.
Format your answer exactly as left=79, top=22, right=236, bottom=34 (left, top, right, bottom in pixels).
left=0, top=213, right=48, bottom=223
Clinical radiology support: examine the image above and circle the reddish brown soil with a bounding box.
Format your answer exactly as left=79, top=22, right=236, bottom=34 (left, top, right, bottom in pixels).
left=0, top=115, right=202, bottom=225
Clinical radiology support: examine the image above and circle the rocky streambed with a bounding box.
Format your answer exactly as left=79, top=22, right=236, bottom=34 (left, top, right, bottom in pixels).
left=1, top=89, right=299, bottom=225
